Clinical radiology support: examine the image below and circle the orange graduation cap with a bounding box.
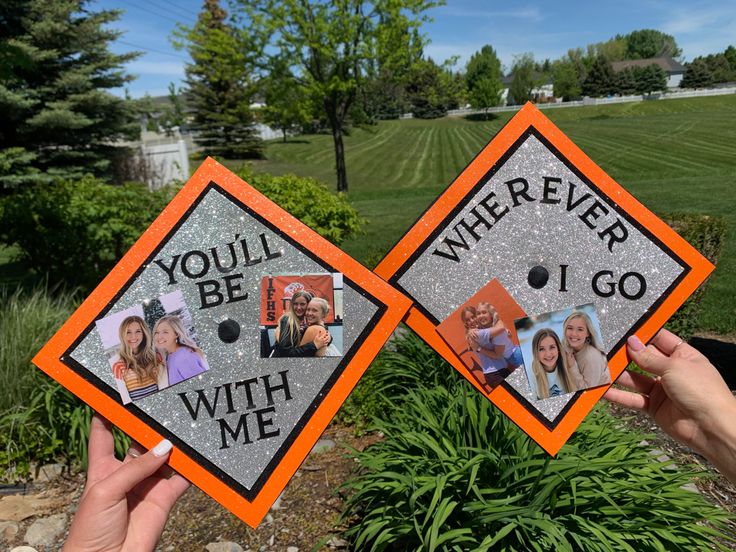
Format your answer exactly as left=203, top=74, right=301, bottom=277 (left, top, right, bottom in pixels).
left=375, top=103, right=713, bottom=455
left=34, top=158, right=411, bottom=527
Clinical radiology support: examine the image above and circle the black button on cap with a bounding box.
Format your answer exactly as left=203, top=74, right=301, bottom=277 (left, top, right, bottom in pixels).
left=528, top=265, right=549, bottom=289
left=218, top=319, right=240, bottom=343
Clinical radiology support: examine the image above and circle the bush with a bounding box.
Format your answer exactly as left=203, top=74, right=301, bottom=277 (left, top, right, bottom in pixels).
left=0, top=177, right=175, bottom=290
left=0, top=287, right=76, bottom=413
left=237, top=165, right=363, bottom=246
left=662, top=213, right=726, bottom=340
left=0, top=287, right=129, bottom=477
left=341, top=334, right=734, bottom=551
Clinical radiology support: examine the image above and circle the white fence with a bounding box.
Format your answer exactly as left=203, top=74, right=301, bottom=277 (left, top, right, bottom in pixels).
left=444, top=86, right=736, bottom=118
left=139, top=140, right=189, bottom=190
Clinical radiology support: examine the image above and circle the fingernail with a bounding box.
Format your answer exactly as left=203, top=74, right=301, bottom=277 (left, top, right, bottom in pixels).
left=152, top=439, right=173, bottom=457
left=627, top=335, right=645, bottom=352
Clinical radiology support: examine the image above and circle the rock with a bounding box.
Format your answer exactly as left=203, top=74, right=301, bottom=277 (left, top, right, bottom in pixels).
left=34, top=464, right=65, bottom=484
left=287, top=547, right=299, bottom=552
left=11, top=547, right=39, bottom=552
left=205, top=542, right=244, bottom=552
left=0, top=520, right=20, bottom=542
left=0, top=494, right=62, bottom=522
left=650, top=449, right=671, bottom=463
left=24, top=513, right=67, bottom=548
left=681, top=482, right=700, bottom=494
left=327, top=536, right=349, bottom=548
left=311, top=439, right=335, bottom=454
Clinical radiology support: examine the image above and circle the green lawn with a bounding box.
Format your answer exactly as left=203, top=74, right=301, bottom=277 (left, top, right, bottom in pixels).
left=248, top=95, right=736, bottom=334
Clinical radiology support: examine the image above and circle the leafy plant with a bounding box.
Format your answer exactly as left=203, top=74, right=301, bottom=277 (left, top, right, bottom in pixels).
left=341, top=333, right=734, bottom=551
left=237, top=165, right=363, bottom=245
left=662, top=213, right=726, bottom=340
left=0, top=287, right=128, bottom=477
left=0, top=177, right=175, bottom=290
left=0, top=286, right=77, bottom=412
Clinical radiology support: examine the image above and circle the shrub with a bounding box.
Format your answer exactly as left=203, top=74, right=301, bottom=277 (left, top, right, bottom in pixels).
left=236, top=165, right=363, bottom=246
left=0, top=286, right=77, bottom=413
left=662, top=213, right=726, bottom=340
left=341, top=333, right=734, bottom=551
left=0, top=177, right=175, bottom=290
left=0, top=287, right=128, bottom=477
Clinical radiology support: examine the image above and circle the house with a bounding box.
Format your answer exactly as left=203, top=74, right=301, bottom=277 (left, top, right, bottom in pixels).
left=500, top=74, right=555, bottom=105
left=610, top=57, right=686, bottom=89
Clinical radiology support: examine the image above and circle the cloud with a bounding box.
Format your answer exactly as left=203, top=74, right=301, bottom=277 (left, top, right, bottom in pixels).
left=659, top=4, right=736, bottom=59
left=661, top=5, right=735, bottom=35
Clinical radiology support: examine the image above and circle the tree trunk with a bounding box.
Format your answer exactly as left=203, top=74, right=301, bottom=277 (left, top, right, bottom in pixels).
left=325, top=97, right=349, bottom=193
left=332, top=127, right=348, bottom=193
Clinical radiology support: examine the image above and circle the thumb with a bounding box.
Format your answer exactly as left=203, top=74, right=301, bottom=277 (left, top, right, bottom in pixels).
left=627, top=335, right=669, bottom=377
left=98, top=440, right=174, bottom=498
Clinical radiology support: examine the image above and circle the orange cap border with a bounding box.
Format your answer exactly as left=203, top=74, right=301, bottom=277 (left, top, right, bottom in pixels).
left=33, top=158, right=412, bottom=527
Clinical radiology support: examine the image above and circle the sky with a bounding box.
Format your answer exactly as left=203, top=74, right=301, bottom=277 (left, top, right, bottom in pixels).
left=94, top=0, right=736, bottom=98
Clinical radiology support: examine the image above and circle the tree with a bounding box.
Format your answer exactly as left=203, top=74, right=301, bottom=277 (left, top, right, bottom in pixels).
left=176, top=0, right=262, bottom=159
left=634, top=64, right=667, bottom=95
left=680, top=59, right=715, bottom=89
left=0, top=0, right=140, bottom=188
left=702, top=53, right=734, bottom=83
left=403, top=57, right=463, bottom=119
left=552, top=60, right=581, bottom=101
left=261, top=57, right=314, bottom=142
left=356, top=17, right=424, bottom=121
left=508, top=53, right=537, bottom=105
left=614, top=67, right=637, bottom=95
left=595, top=37, right=628, bottom=61
left=465, top=45, right=503, bottom=118
left=725, top=45, right=736, bottom=73
left=240, top=0, right=439, bottom=192
left=624, top=29, right=681, bottom=59
left=582, top=55, right=616, bottom=97
left=158, top=83, right=187, bottom=137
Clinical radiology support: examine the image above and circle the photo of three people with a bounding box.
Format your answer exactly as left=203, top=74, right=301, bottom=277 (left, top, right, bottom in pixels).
left=95, top=290, right=209, bottom=404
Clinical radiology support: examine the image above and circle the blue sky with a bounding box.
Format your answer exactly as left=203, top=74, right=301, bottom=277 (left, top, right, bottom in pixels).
left=94, top=0, right=736, bottom=98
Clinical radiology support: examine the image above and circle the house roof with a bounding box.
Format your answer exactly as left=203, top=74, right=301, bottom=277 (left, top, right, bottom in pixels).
left=611, top=57, right=686, bottom=74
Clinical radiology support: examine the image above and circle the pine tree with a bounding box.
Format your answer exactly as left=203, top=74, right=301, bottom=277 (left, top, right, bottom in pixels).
left=176, top=0, right=262, bottom=159
left=680, top=59, right=714, bottom=89
left=581, top=55, right=616, bottom=97
left=0, top=0, right=140, bottom=188
left=615, top=67, right=637, bottom=95
left=144, top=298, right=167, bottom=331
left=635, top=65, right=667, bottom=95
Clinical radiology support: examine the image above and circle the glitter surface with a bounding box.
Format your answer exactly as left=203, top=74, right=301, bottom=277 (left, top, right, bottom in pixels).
left=397, top=134, right=684, bottom=421
left=69, top=187, right=379, bottom=489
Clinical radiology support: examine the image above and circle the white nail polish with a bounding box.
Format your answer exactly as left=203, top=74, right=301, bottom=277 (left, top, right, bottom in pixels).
left=152, top=439, right=173, bottom=457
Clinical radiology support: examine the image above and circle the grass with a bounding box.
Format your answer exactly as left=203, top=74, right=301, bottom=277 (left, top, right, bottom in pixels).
left=243, top=95, right=736, bottom=334
left=0, top=286, right=77, bottom=413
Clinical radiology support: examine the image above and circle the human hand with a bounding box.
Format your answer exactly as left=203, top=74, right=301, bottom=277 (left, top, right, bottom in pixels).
left=63, top=414, right=190, bottom=552
left=313, top=329, right=330, bottom=349
left=605, top=329, right=736, bottom=483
